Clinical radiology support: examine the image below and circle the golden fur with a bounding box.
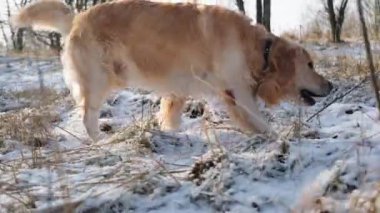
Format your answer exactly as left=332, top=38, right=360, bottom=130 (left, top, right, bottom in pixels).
left=13, top=0, right=332, bottom=141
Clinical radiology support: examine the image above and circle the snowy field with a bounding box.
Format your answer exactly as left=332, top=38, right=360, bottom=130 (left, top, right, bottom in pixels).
left=1, top=42, right=380, bottom=212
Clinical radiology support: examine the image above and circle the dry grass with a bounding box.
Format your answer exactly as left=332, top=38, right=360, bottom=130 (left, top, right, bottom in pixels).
left=0, top=107, right=59, bottom=147
left=316, top=54, right=380, bottom=81
left=281, top=31, right=301, bottom=42
left=294, top=182, right=380, bottom=212
left=349, top=182, right=380, bottom=213
left=9, top=87, right=66, bottom=106
left=288, top=9, right=378, bottom=43
left=6, top=48, right=60, bottom=59
left=188, top=149, right=225, bottom=185
left=281, top=19, right=361, bottom=43
left=0, top=87, right=67, bottom=148
left=106, top=115, right=160, bottom=155
left=281, top=20, right=330, bottom=43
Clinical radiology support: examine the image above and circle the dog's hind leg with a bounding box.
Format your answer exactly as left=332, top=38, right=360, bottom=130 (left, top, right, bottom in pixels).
left=81, top=99, right=102, bottom=141
left=158, top=95, right=186, bottom=131
left=64, top=68, right=109, bottom=141
left=81, top=75, right=110, bottom=141
left=62, top=40, right=111, bottom=141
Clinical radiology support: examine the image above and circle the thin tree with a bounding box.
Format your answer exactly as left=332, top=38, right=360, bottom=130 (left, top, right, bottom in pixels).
left=0, top=21, right=9, bottom=49
left=236, top=0, right=245, bottom=15
left=374, top=0, right=380, bottom=36
left=323, top=0, right=349, bottom=42
left=357, top=0, right=380, bottom=117
left=256, top=0, right=262, bottom=24
left=65, top=0, right=74, bottom=5
left=255, top=0, right=271, bottom=32
left=7, top=0, right=25, bottom=51
left=263, top=0, right=271, bottom=32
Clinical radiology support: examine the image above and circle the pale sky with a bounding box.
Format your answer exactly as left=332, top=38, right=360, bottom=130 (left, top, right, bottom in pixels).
left=154, top=0, right=321, bottom=34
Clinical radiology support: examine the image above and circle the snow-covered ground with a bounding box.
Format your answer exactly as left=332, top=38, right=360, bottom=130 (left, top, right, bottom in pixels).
left=1, top=42, right=380, bottom=212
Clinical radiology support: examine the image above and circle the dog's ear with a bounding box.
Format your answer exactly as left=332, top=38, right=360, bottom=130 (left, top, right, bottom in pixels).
left=257, top=78, right=281, bottom=106
left=272, top=40, right=296, bottom=81
left=257, top=40, right=297, bottom=105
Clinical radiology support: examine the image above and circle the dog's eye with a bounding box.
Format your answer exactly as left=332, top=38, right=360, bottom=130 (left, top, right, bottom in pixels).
left=308, top=62, right=314, bottom=69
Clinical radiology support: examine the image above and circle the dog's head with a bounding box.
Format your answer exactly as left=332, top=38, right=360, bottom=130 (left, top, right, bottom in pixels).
left=256, top=37, right=333, bottom=106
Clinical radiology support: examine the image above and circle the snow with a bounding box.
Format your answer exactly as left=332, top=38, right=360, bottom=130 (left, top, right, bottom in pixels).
left=1, top=42, right=380, bottom=212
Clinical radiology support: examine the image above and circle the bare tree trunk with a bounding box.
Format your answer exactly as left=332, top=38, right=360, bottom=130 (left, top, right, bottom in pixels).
left=375, top=0, right=380, bottom=37
left=76, top=0, right=83, bottom=11
left=336, top=0, right=349, bottom=42
left=65, top=0, right=75, bottom=6
left=326, top=0, right=338, bottom=42
left=236, top=0, right=245, bottom=14
left=0, top=22, right=9, bottom=49
left=357, top=0, right=380, bottom=118
left=263, top=0, right=271, bottom=32
left=325, top=0, right=349, bottom=42
left=7, top=0, right=24, bottom=51
left=6, top=0, right=14, bottom=43
left=256, top=0, right=262, bottom=24
left=14, top=29, right=24, bottom=51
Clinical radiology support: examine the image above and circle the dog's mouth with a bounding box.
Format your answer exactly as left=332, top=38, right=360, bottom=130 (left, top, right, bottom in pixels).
left=300, top=89, right=325, bottom=106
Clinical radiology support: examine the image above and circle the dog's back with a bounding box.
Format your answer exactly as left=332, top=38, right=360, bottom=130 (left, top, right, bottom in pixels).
left=64, top=1, right=262, bottom=91
left=74, top=1, right=253, bottom=69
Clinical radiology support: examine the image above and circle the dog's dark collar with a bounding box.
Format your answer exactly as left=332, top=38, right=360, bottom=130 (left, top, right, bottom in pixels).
left=251, top=38, right=273, bottom=97
left=262, top=39, right=273, bottom=71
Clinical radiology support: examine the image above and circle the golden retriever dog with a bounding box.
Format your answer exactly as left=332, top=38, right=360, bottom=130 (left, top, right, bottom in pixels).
left=13, top=0, right=333, bottom=141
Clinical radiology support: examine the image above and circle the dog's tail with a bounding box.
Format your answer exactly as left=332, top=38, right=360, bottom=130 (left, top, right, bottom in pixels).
left=11, top=0, right=74, bottom=36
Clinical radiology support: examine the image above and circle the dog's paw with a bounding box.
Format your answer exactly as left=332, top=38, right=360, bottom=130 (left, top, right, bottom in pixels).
left=95, top=132, right=108, bottom=142
left=157, top=115, right=181, bottom=132
left=82, top=138, right=93, bottom=145
left=86, top=132, right=108, bottom=144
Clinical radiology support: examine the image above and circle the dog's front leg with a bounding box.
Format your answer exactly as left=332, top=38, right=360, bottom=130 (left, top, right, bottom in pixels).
left=157, top=94, right=186, bottom=131
left=221, top=86, right=277, bottom=139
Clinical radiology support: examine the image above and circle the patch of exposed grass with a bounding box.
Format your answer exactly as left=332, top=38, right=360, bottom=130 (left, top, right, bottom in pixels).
left=0, top=107, right=59, bottom=147
left=9, top=87, right=65, bottom=106
left=6, top=48, right=60, bottom=59
left=317, top=54, right=380, bottom=81
left=0, top=87, right=68, bottom=148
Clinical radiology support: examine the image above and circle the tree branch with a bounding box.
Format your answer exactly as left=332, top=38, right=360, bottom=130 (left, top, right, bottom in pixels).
left=357, top=0, right=380, bottom=118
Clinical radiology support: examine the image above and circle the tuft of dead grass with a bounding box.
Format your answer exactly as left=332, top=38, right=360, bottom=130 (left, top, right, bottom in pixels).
left=107, top=116, right=160, bottom=154
left=0, top=107, right=59, bottom=147
left=349, top=182, right=380, bottom=213
left=294, top=183, right=380, bottom=212
left=0, top=87, right=67, bottom=148
left=188, top=150, right=225, bottom=185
